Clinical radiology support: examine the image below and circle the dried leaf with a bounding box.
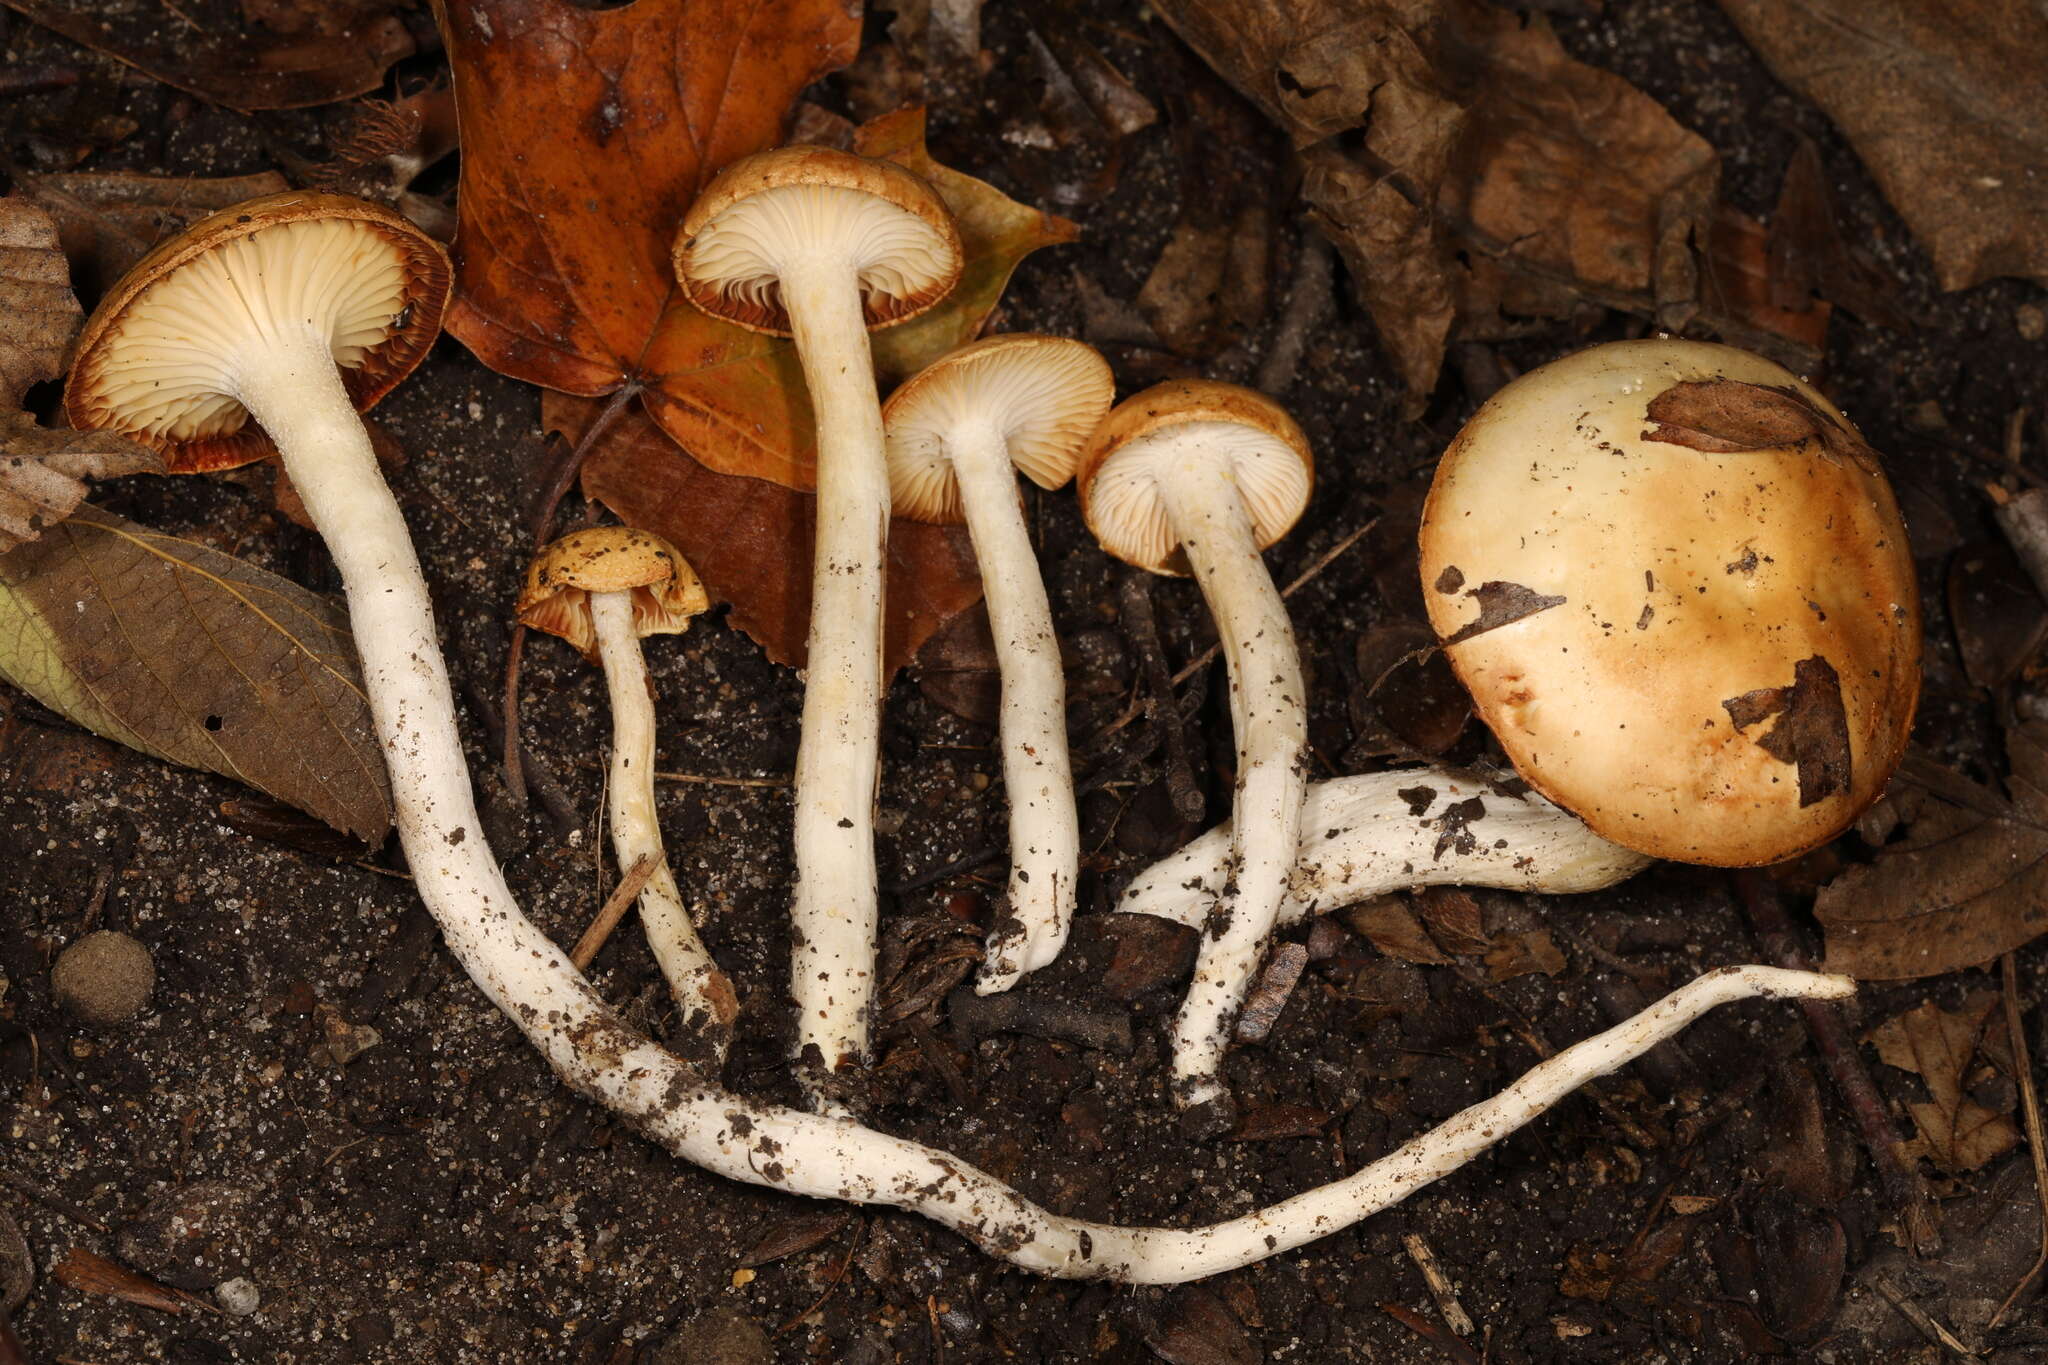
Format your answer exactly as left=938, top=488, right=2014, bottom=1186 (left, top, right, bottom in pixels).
left=0, top=0, right=413, bottom=111
left=18, top=169, right=292, bottom=299
left=1414, top=887, right=1490, bottom=955
left=1867, top=996, right=2020, bottom=1173
left=1342, top=897, right=1450, bottom=965
left=51, top=1247, right=211, bottom=1316
left=1817, top=723, right=2048, bottom=979
left=443, top=0, right=1074, bottom=490
left=1230, top=1102, right=1330, bottom=1142
left=559, top=394, right=983, bottom=676
left=0, top=506, right=391, bottom=842
left=0, top=197, right=161, bottom=552
left=1483, top=927, right=1565, bottom=981
left=1719, top=0, right=2048, bottom=292
left=1146, top=1286, right=1263, bottom=1365
left=739, top=1211, right=851, bottom=1269
left=1947, top=539, right=2048, bottom=691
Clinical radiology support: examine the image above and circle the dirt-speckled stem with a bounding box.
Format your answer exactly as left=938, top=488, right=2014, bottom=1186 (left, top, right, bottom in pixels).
left=1157, top=458, right=1306, bottom=1112
left=780, top=253, right=891, bottom=1113
left=1118, top=770, right=1653, bottom=928
left=946, top=416, right=1078, bottom=994
left=591, top=591, right=737, bottom=1067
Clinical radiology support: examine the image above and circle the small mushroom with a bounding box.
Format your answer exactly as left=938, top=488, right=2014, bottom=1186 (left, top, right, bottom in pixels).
left=883, top=334, right=1114, bottom=992
left=1114, top=769, right=1653, bottom=929
left=517, top=526, right=737, bottom=1067
left=1417, top=339, right=1920, bottom=865
left=1076, top=379, right=1315, bottom=1118
left=675, top=147, right=963, bottom=1109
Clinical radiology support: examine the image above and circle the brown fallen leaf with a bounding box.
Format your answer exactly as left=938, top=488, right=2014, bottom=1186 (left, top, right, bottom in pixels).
left=1720, top=0, right=2048, bottom=293
left=15, top=169, right=292, bottom=301
left=442, top=0, right=1076, bottom=489
left=1483, top=927, right=1565, bottom=982
left=1146, top=1286, right=1263, bottom=1365
left=1867, top=995, right=2021, bottom=1173
left=51, top=1247, right=212, bottom=1316
left=0, top=0, right=414, bottom=111
left=738, top=1211, right=851, bottom=1269
left=1413, top=886, right=1490, bottom=955
left=0, top=197, right=160, bottom=553
left=1342, top=897, right=1451, bottom=966
left=559, top=394, right=983, bottom=676
left=1817, top=723, right=2048, bottom=980
left=0, top=505, right=391, bottom=842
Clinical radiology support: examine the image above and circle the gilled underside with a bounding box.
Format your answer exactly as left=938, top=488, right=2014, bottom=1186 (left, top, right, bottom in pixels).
left=1086, top=421, right=1312, bottom=573
left=72, top=218, right=409, bottom=443
left=683, top=184, right=957, bottom=332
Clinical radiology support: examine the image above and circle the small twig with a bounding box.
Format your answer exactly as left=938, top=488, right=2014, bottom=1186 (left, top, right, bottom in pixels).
left=884, top=847, right=1006, bottom=897
left=77, top=864, right=114, bottom=933
left=1118, top=570, right=1205, bottom=822
left=1402, top=1232, right=1476, bottom=1339
left=1734, top=870, right=1942, bottom=1256
left=462, top=681, right=579, bottom=839
left=0, top=1167, right=106, bottom=1233
left=1381, top=1303, right=1482, bottom=1364
left=1991, top=951, right=2048, bottom=1329
left=0, top=64, right=79, bottom=97
left=1256, top=231, right=1335, bottom=396
left=947, top=985, right=1134, bottom=1055
left=1872, top=1273, right=1981, bottom=1360
left=1234, top=942, right=1309, bottom=1044
left=654, top=768, right=792, bottom=789
left=500, top=623, right=530, bottom=806
left=907, top=1015, right=973, bottom=1106
left=773, top=1218, right=865, bottom=1337
left=570, top=855, right=657, bottom=970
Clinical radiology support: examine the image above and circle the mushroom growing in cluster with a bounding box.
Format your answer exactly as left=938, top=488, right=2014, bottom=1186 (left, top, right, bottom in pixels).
left=674, top=147, right=963, bottom=1109
left=517, top=526, right=737, bottom=1068
left=883, top=334, right=1114, bottom=992
left=1077, top=379, right=1316, bottom=1123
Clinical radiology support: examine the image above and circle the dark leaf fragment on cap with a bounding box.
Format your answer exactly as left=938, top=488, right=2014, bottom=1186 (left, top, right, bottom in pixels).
left=1643, top=379, right=1880, bottom=476
left=1440, top=579, right=1565, bottom=646
left=1722, top=655, right=1851, bottom=807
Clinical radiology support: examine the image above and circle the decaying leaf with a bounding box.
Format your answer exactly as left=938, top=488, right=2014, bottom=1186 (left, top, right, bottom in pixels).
left=1484, top=927, right=1565, bottom=982
left=16, top=169, right=293, bottom=298
left=0, top=506, right=390, bottom=842
left=1342, top=897, right=1450, bottom=966
left=0, top=197, right=161, bottom=552
left=0, top=0, right=414, bottom=111
left=1818, top=723, right=2048, bottom=979
left=1866, top=996, right=2020, bottom=1173
left=443, top=0, right=1076, bottom=489
left=1643, top=379, right=1879, bottom=479
left=1720, top=0, right=2048, bottom=293
left=559, top=394, right=983, bottom=676
left=51, top=1247, right=212, bottom=1316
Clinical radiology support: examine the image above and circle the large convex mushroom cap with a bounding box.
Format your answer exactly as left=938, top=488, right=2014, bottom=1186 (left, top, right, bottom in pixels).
left=1078, top=379, right=1314, bottom=574
left=673, top=146, right=962, bottom=336
left=65, top=192, right=449, bottom=473
left=1417, top=338, right=1921, bottom=867
left=517, top=527, right=710, bottom=663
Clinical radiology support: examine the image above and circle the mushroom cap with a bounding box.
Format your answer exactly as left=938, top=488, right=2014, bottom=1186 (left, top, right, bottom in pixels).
left=516, top=527, right=711, bottom=663
left=883, top=334, right=1114, bottom=524
left=1418, top=338, right=1921, bottom=867
left=673, top=146, right=963, bottom=336
left=65, top=191, right=450, bottom=474
left=1075, top=379, right=1314, bottom=576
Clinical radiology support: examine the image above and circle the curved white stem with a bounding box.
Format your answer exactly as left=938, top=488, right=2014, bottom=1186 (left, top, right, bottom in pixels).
left=948, top=417, right=1078, bottom=993
left=1120, top=770, right=1654, bottom=928
left=591, top=591, right=738, bottom=1068
left=1157, top=461, right=1306, bottom=1113
left=229, top=336, right=1851, bottom=1285
left=780, top=254, right=891, bottom=1110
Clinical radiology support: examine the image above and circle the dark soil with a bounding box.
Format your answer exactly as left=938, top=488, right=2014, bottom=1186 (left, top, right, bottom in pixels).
left=3, top=1, right=2046, bottom=1362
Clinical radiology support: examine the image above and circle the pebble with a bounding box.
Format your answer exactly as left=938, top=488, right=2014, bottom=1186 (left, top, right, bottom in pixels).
left=215, top=1277, right=260, bottom=1316
left=51, top=931, right=154, bottom=1025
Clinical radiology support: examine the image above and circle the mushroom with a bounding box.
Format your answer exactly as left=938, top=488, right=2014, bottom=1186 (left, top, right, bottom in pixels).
left=1417, top=339, right=1920, bottom=866
left=1114, top=769, right=1653, bottom=929
left=1076, top=379, right=1315, bottom=1119
left=674, top=147, right=963, bottom=1107
left=883, top=334, right=1113, bottom=992
left=517, top=526, right=738, bottom=1067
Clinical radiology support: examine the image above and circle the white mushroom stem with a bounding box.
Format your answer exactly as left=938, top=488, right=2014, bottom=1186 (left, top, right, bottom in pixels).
left=780, top=254, right=892, bottom=1108
left=590, top=591, right=738, bottom=1066
left=947, top=416, right=1078, bottom=994
left=1158, top=460, right=1307, bottom=1112
left=1119, top=770, right=1654, bottom=929
left=185, top=344, right=1860, bottom=1282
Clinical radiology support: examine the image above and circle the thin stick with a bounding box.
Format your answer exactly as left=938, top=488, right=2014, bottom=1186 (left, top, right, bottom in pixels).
left=0, top=1167, right=106, bottom=1233
left=773, top=1219, right=865, bottom=1337
left=1402, top=1232, right=1476, bottom=1339
left=1118, top=570, right=1204, bottom=822
left=1734, top=871, right=1942, bottom=1256
left=570, top=855, right=657, bottom=970
left=1872, top=1273, right=1982, bottom=1359
left=654, top=769, right=792, bottom=789
left=1991, top=951, right=2048, bottom=1329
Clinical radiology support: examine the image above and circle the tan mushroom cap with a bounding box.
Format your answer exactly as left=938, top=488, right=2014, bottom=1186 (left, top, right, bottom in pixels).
left=65, top=191, right=450, bottom=474
left=1418, top=338, right=1921, bottom=867
left=883, top=334, right=1113, bottom=524
left=517, top=527, right=711, bottom=663
left=1076, top=379, right=1314, bottom=576
left=672, top=146, right=963, bottom=336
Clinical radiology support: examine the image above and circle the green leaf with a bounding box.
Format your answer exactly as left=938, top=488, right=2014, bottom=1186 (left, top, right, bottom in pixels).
left=0, top=505, right=391, bottom=843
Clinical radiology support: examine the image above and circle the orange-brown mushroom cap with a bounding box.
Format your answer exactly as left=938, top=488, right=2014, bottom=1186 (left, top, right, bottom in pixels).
left=517, top=527, right=711, bottom=664
left=1417, top=338, right=1921, bottom=867
left=672, top=146, right=963, bottom=336
left=1076, top=379, right=1314, bottom=576
left=65, top=191, right=450, bottom=475
left=883, top=335, right=1113, bottom=524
